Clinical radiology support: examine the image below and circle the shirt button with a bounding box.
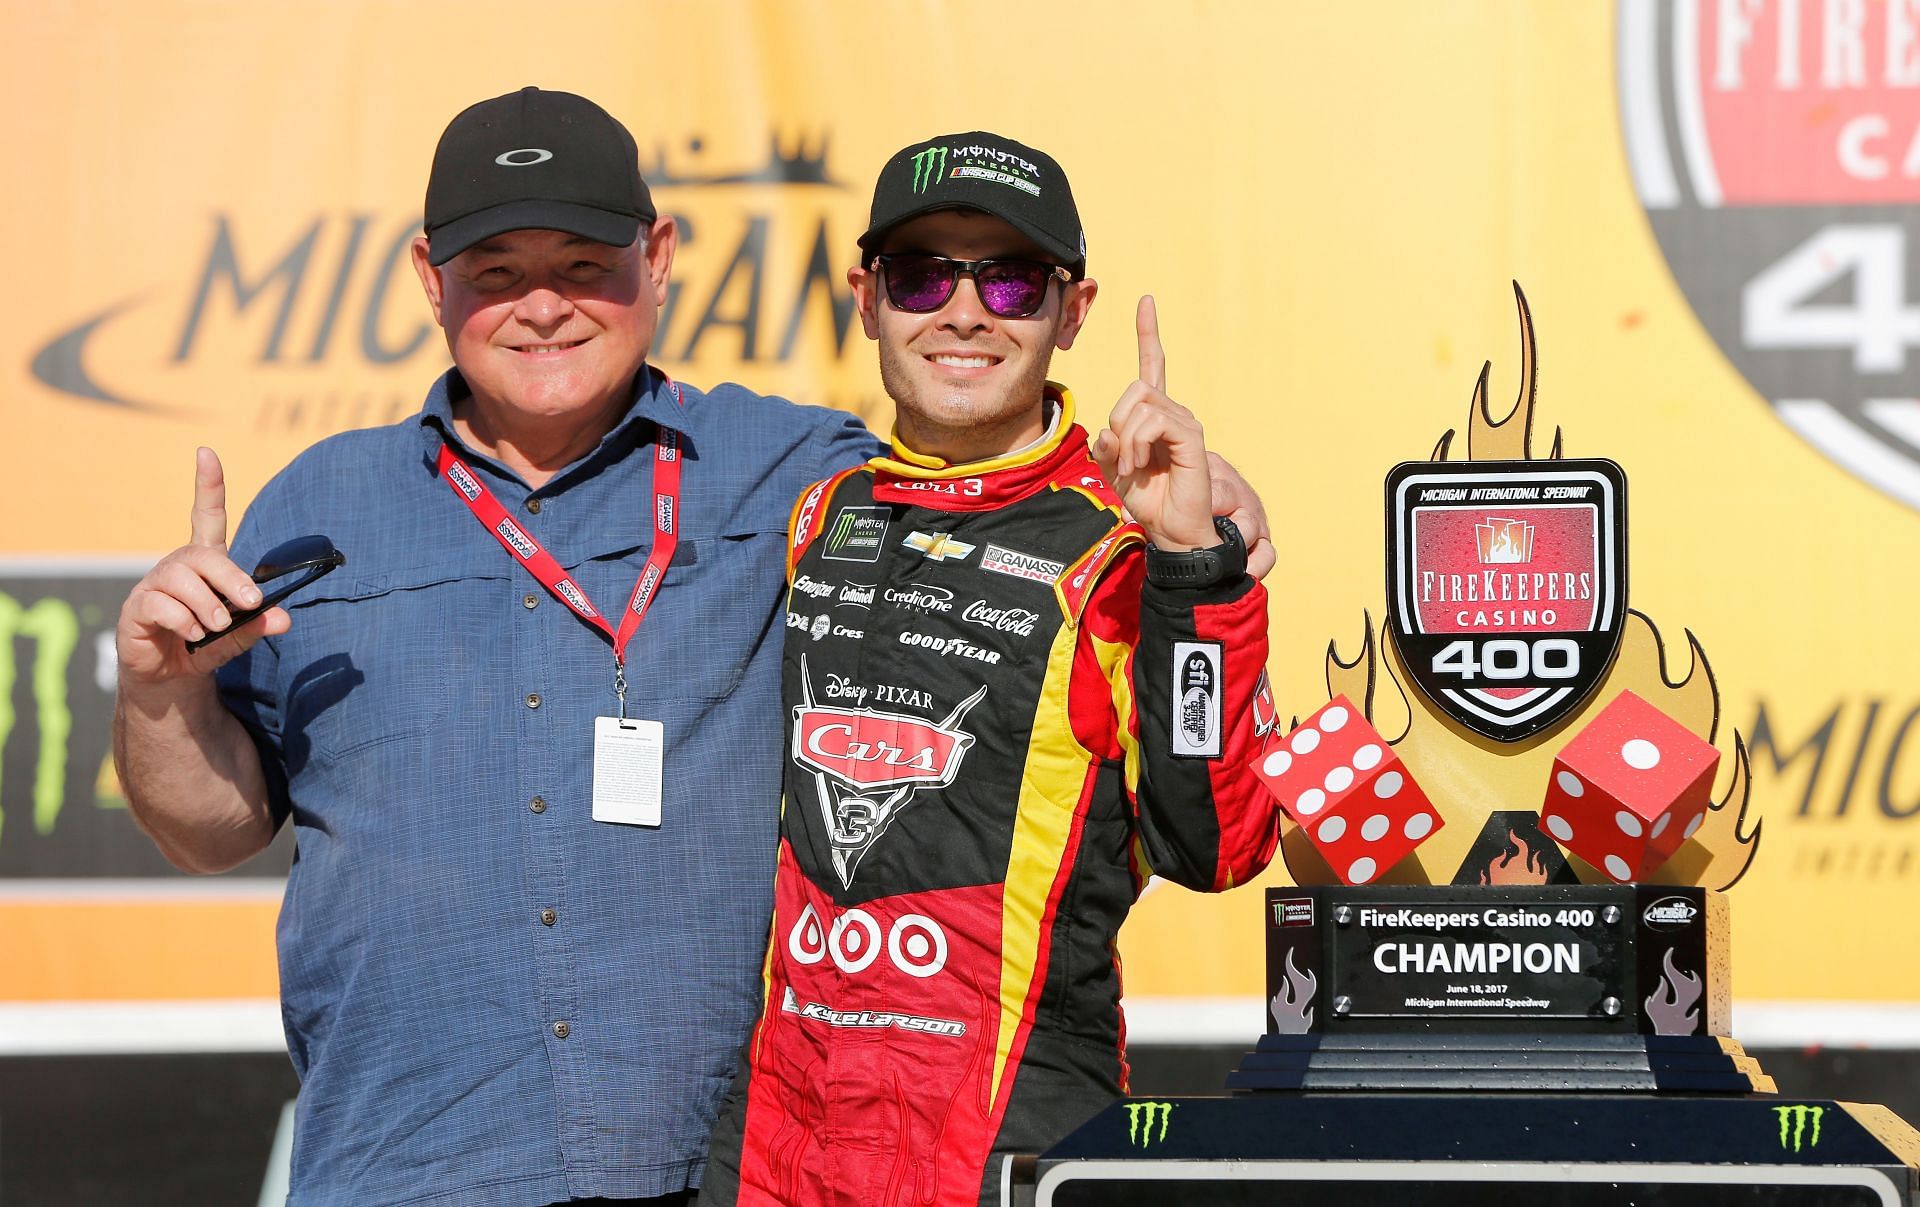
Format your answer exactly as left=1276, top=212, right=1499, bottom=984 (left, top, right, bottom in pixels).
left=523, top=593, right=539, bottom=610
left=526, top=498, right=543, bottom=515
left=540, top=908, right=557, bottom=927
left=529, top=796, right=547, bottom=814
left=525, top=693, right=542, bottom=709
left=552, top=1021, right=570, bottom=1039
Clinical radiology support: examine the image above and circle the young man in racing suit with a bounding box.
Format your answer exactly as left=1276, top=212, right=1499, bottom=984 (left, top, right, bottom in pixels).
left=701, top=132, right=1280, bottom=1207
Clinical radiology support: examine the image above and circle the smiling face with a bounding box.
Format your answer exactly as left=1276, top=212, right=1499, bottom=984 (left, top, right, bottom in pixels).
left=848, top=209, right=1096, bottom=463
left=411, top=220, right=675, bottom=430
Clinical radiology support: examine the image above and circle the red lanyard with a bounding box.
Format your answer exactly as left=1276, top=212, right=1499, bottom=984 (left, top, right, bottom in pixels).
left=435, top=389, right=682, bottom=671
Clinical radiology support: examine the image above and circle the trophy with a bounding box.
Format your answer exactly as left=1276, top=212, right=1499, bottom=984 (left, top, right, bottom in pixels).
left=1015, top=287, right=1920, bottom=1206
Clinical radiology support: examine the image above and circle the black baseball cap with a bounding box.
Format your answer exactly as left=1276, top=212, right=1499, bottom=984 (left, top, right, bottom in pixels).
left=857, top=132, right=1086, bottom=278
left=424, top=87, right=656, bottom=266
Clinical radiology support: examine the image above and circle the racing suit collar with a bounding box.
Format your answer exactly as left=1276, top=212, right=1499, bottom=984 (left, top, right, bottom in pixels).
left=869, top=383, right=1103, bottom=512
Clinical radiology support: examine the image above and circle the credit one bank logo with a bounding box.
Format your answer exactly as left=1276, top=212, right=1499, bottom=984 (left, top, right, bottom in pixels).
left=29, top=134, right=859, bottom=427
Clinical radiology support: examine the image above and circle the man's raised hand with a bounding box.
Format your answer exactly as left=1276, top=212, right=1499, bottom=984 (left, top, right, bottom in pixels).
left=116, top=448, right=288, bottom=684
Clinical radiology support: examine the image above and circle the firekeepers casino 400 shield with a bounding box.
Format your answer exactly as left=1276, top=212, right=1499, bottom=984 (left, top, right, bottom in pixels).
left=1385, top=459, right=1629, bottom=742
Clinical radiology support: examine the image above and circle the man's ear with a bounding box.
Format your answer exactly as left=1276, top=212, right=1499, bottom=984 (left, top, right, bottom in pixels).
left=1053, top=277, right=1098, bottom=351
left=848, top=263, right=883, bottom=340
left=642, top=215, right=678, bottom=301
left=410, top=237, right=445, bottom=326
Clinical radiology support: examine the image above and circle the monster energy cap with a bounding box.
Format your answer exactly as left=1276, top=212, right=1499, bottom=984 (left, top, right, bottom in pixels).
left=858, top=131, right=1086, bottom=278
left=424, top=87, right=656, bottom=266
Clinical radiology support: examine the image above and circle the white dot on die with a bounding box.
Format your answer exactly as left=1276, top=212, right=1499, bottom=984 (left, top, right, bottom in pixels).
left=1318, top=816, right=1347, bottom=843
left=1651, top=813, right=1671, bottom=839
left=1545, top=813, right=1575, bottom=843
left=1353, top=744, right=1383, bottom=771
left=1262, top=750, right=1292, bottom=778
left=1296, top=789, right=1327, bottom=816
left=1683, top=813, right=1704, bottom=840
left=906, top=934, right=930, bottom=959
left=1556, top=771, right=1585, bottom=798
left=1374, top=772, right=1404, bottom=799
left=1604, top=854, right=1633, bottom=881
left=1321, top=706, right=1350, bottom=732
left=1292, top=727, right=1321, bottom=754
left=1622, top=739, right=1661, bottom=770
left=1615, top=810, right=1643, bottom=838
left=1403, top=812, right=1434, bottom=841
left=1361, top=814, right=1390, bottom=842
left=1325, top=766, right=1355, bottom=793
left=1348, top=857, right=1378, bottom=884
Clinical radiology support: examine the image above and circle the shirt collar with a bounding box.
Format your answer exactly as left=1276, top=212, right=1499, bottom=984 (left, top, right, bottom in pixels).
left=416, top=365, right=698, bottom=484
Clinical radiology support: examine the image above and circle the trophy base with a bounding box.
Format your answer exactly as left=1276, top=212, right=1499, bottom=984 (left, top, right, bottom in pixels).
left=1228, top=1030, right=1774, bottom=1093
left=1010, top=1094, right=1920, bottom=1207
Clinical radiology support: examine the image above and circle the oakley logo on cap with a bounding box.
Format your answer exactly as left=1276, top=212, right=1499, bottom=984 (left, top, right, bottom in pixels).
left=495, top=147, right=554, bottom=167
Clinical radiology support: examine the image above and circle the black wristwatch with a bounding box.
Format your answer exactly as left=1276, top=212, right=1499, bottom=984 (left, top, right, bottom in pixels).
left=1145, top=516, right=1247, bottom=588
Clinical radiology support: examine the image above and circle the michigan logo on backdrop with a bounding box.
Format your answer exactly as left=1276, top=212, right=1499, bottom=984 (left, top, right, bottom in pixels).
left=1618, top=0, right=1920, bottom=510
left=26, top=131, right=876, bottom=439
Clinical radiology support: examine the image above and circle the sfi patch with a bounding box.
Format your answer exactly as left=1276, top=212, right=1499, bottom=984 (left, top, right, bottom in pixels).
left=1170, top=641, right=1223, bottom=759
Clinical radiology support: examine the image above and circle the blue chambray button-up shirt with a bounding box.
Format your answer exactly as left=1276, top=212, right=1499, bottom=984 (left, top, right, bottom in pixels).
left=218, top=368, right=878, bottom=1206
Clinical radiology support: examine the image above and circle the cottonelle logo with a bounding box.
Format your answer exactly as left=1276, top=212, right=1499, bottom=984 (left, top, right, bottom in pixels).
left=1619, top=1, right=1920, bottom=511
left=28, top=132, right=877, bottom=433
left=911, top=147, right=949, bottom=194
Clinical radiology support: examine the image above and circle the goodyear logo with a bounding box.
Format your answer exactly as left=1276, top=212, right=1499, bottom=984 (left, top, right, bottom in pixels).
left=1775, top=1104, right=1824, bottom=1152
left=911, top=147, right=948, bottom=194
left=1124, top=1101, right=1175, bottom=1148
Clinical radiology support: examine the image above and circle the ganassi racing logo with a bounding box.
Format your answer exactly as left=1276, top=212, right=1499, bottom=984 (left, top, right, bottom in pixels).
left=791, top=654, right=987, bottom=888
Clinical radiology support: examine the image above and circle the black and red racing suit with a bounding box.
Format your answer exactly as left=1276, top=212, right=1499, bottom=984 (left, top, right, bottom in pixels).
left=702, top=386, right=1278, bottom=1207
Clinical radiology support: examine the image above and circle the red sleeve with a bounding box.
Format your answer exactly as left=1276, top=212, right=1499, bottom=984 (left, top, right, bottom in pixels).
left=1078, top=554, right=1280, bottom=891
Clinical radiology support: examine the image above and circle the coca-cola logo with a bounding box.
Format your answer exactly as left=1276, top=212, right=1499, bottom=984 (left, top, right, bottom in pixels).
left=960, top=600, right=1039, bottom=636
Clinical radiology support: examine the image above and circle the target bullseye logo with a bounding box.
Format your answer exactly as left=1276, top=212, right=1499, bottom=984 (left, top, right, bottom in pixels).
left=786, top=906, right=949, bottom=978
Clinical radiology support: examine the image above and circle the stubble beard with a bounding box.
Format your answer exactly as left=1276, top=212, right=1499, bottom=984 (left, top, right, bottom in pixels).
left=878, top=339, right=1055, bottom=460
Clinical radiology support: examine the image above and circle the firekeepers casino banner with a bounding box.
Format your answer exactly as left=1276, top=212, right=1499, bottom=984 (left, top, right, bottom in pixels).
left=1, top=2, right=1917, bottom=1043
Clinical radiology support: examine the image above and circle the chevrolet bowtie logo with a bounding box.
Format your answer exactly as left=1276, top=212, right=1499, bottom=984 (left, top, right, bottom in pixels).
left=902, top=531, right=976, bottom=562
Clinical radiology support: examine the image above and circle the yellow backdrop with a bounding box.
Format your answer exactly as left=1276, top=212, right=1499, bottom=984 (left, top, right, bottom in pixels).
left=3, top=1, right=1915, bottom=1035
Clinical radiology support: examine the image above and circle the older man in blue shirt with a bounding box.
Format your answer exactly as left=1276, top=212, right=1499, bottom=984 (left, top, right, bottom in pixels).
left=115, top=87, right=876, bottom=1207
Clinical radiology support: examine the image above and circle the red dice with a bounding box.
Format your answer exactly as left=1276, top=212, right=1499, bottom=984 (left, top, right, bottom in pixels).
left=1250, top=695, right=1444, bottom=885
left=1539, top=690, right=1720, bottom=883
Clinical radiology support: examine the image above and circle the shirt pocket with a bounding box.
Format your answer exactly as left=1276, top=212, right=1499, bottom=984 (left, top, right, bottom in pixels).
left=275, top=560, right=496, bottom=773
left=602, top=528, right=787, bottom=703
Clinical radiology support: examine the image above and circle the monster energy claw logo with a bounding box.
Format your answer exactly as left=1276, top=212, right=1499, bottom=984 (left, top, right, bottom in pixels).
left=1125, top=1101, right=1175, bottom=1148
left=911, top=147, right=948, bottom=194
left=1775, top=1104, right=1824, bottom=1152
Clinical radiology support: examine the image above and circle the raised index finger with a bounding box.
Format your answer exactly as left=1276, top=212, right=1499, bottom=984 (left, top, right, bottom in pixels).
left=1136, top=295, right=1166, bottom=393
left=189, top=446, right=229, bottom=549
